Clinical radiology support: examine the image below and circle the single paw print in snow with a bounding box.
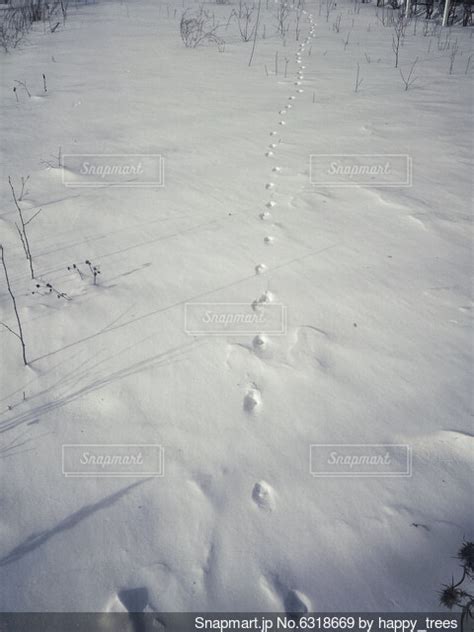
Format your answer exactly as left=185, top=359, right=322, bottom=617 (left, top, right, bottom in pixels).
left=255, top=263, right=267, bottom=275
left=258, top=289, right=274, bottom=303
left=259, top=211, right=272, bottom=220
left=244, top=385, right=261, bottom=412
left=265, top=151, right=274, bottom=157
left=252, top=481, right=275, bottom=511
left=265, top=182, right=275, bottom=190
left=285, top=589, right=311, bottom=614
left=252, top=290, right=275, bottom=311
left=252, top=334, right=270, bottom=357
left=264, top=236, right=274, bottom=245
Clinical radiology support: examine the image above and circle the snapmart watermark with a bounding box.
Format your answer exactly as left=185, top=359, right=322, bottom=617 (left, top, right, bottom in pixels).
left=184, top=303, right=287, bottom=335
left=62, top=444, right=165, bottom=478
left=61, top=154, right=164, bottom=188
left=0, top=613, right=464, bottom=632
left=309, top=444, right=412, bottom=477
left=310, top=154, right=412, bottom=187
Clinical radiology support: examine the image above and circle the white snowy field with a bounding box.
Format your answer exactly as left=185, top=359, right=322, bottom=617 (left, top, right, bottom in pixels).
left=0, top=0, right=473, bottom=614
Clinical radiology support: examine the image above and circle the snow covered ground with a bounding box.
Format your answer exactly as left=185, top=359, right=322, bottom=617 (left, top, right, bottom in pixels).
left=0, top=0, right=473, bottom=614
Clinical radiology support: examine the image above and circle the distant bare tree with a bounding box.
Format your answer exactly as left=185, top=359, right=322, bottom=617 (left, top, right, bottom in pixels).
left=392, top=15, right=407, bottom=67
left=275, top=0, right=290, bottom=36
left=237, top=3, right=257, bottom=41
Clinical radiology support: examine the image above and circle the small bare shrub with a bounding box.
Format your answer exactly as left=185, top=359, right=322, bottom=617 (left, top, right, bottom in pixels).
left=180, top=7, right=224, bottom=48
left=399, top=56, right=418, bottom=89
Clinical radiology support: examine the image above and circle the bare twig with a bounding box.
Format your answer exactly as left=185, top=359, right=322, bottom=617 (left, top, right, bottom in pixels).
left=449, top=40, right=459, bottom=75
left=465, top=54, right=472, bottom=75
left=0, top=244, right=28, bottom=365
left=9, top=176, right=40, bottom=279
left=399, top=56, right=418, bottom=90
left=354, top=62, right=363, bottom=92
left=14, top=80, right=31, bottom=97
left=248, top=0, right=262, bottom=66
left=392, top=15, right=407, bottom=68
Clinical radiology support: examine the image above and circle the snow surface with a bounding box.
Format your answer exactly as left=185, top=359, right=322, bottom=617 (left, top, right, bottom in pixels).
left=0, top=0, right=473, bottom=613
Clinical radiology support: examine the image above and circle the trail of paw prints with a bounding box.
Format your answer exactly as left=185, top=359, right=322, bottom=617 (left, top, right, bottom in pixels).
left=256, top=12, right=317, bottom=321
left=243, top=15, right=318, bottom=420
left=261, top=11, right=317, bottom=235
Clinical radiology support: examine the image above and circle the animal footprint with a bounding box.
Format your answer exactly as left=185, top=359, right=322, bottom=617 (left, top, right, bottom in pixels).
left=105, top=587, right=150, bottom=613
left=244, top=385, right=261, bottom=412
left=260, top=576, right=311, bottom=613
left=252, top=290, right=275, bottom=310
left=284, top=589, right=311, bottom=614
left=117, top=587, right=149, bottom=612
left=252, top=334, right=268, bottom=350
left=252, top=481, right=275, bottom=511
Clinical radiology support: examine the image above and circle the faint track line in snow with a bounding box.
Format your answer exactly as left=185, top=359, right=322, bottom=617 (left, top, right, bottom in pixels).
left=96, top=302, right=137, bottom=334
left=0, top=339, right=201, bottom=433
left=8, top=218, right=219, bottom=287
left=13, top=241, right=338, bottom=369
left=0, top=349, right=87, bottom=408
left=0, top=350, right=107, bottom=426
left=33, top=213, right=198, bottom=259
